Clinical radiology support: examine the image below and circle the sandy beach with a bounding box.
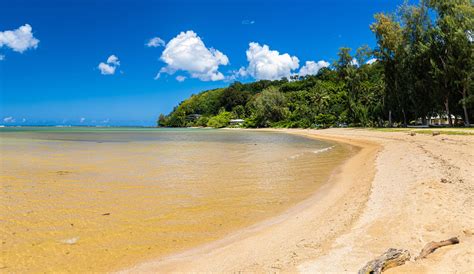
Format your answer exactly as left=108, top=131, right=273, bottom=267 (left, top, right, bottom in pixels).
left=125, top=128, right=474, bottom=273
left=4, top=0, right=473, bottom=272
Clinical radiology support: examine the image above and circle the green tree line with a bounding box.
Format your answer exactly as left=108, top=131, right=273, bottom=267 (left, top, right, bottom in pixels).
left=158, top=0, right=473, bottom=128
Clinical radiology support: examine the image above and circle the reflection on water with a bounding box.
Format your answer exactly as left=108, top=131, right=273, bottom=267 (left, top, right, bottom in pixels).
left=0, top=127, right=353, bottom=272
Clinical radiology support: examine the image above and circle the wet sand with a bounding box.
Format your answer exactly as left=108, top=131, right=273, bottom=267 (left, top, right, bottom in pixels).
left=125, top=128, right=473, bottom=273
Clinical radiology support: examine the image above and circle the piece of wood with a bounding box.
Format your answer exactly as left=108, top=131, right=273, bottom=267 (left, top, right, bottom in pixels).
left=359, top=248, right=411, bottom=274
left=416, top=237, right=459, bottom=260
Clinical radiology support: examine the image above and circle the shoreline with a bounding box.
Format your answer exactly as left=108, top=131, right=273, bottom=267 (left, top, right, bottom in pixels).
left=122, top=128, right=474, bottom=273
left=120, top=128, right=381, bottom=272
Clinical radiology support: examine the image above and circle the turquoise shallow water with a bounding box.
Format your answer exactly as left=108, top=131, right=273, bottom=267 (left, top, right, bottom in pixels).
left=0, top=126, right=331, bottom=146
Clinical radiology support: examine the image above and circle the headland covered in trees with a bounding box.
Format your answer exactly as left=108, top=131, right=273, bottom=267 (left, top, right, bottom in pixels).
left=158, top=0, right=473, bottom=129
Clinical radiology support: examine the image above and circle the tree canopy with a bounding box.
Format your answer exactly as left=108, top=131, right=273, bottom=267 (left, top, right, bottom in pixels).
left=158, top=0, right=473, bottom=128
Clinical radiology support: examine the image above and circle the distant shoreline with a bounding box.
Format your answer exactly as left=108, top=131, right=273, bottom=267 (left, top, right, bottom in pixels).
left=0, top=125, right=158, bottom=128
left=2, top=125, right=472, bottom=134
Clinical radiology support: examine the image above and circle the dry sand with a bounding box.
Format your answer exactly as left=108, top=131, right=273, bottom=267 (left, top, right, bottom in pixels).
left=123, top=128, right=474, bottom=273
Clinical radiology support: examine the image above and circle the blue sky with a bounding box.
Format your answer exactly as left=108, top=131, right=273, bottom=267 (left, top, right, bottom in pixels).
left=1, top=0, right=409, bottom=126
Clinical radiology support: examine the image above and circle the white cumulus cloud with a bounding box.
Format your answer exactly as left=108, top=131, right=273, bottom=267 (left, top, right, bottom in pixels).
left=175, top=75, right=186, bottom=82
left=0, top=24, right=39, bottom=53
left=98, top=55, right=120, bottom=75
left=80, top=117, right=86, bottom=123
left=3, top=116, right=15, bottom=123
left=146, top=37, right=165, bottom=47
left=298, top=60, right=330, bottom=76
left=98, top=63, right=115, bottom=75
left=228, top=66, right=248, bottom=81
left=242, top=20, right=255, bottom=25
left=351, top=58, right=359, bottom=67
left=244, top=42, right=299, bottom=80
left=0, top=54, right=4, bottom=61
left=366, top=58, right=377, bottom=65
left=157, top=30, right=229, bottom=81
left=106, top=55, right=120, bottom=66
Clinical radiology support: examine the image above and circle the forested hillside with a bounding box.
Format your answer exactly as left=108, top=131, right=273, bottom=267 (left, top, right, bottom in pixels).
left=158, top=0, right=473, bottom=128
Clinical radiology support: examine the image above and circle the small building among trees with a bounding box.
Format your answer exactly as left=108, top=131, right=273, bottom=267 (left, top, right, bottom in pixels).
left=229, top=119, right=245, bottom=126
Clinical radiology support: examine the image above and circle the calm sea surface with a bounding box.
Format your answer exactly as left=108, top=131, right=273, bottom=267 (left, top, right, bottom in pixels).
left=0, top=127, right=354, bottom=272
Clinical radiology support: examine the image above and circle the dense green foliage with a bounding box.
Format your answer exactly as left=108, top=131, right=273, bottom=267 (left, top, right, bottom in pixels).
left=206, top=110, right=232, bottom=128
left=158, top=0, right=473, bottom=128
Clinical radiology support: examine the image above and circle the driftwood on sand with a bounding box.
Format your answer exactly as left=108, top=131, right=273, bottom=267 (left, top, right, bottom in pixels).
left=358, top=248, right=411, bottom=274
left=359, top=237, right=460, bottom=273
left=416, top=237, right=459, bottom=260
